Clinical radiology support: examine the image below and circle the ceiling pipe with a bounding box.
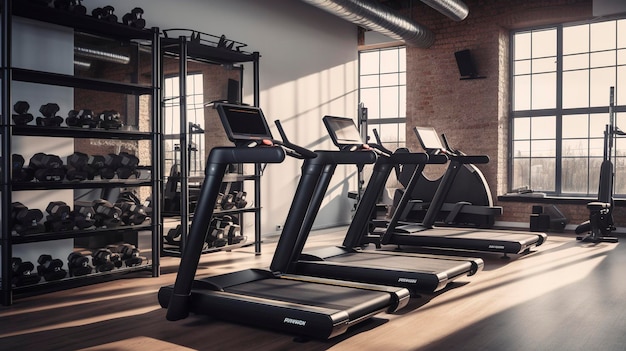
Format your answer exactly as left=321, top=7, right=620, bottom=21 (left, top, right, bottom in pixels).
left=300, top=0, right=469, bottom=48
left=301, top=0, right=435, bottom=48
left=421, top=0, right=469, bottom=22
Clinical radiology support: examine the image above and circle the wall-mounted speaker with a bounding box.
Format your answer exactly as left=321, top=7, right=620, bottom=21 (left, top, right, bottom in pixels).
left=227, top=78, right=240, bottom=104
left=454, top=49, right=485, bottom=80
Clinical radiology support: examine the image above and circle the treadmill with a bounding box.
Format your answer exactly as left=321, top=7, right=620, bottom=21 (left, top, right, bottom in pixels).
left=376, top=126, right=547, bottom=258
left=158, top=104, right=410, bottom=340
left=284, top=116, right=483, bottom=294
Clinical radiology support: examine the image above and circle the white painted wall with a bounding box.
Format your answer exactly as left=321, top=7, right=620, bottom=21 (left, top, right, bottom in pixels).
left=88, top=0, right=361, bottom=235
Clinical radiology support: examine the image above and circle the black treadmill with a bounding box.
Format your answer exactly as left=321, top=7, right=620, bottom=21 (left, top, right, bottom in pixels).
left=284, top=116, right=483, bottom=294
left=376, top=126, right=547, bottom=258
left=158, top=104, right=410, bottom=340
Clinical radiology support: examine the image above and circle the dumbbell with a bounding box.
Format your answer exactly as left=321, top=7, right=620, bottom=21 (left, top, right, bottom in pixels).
left=122, top=7, right=146, bottom=29
left=45, top=201, right=74, bottom=232
left=12, top=257, right=41, bottom=287
left=117, top=152, right=140, bottom=179
left=12, top=154, right=35, bottom=182
left=220, top=193, right=236, bottom=210
left=233, top=191, right=248, bottom=209
left=99, top=110, right=122, bottom=130
left=91, top=248, right=116, bottom=272
left=92, top=199, right=122, bottom=228
left=70, top=201, right=96, bottom=230
left=36, top=103, right=64, bottom=127
left=116, top=200, right=148, bottom=226
left=66, top=109, right=100, bottom=129
left=91, top=6, right=117, bottom=22
left=69, top=0, right=86, bottom=15
left=66, top=151, right=90, bottom=181
left=28, top=152, right=66, bottom=182
left=108, top=243, right=143, bottom=267
left=85, top=155, right=106, bottom=180
left=12, top=101, right=34, bottom=126
left=165, top=224, right=182, bottom=245
left=36, top=254, right=67, bottom=281
left=67, top=252, right=92, bottom=277
left=11, top=202, right=45, bottom=235
left=101, top=154, right=121, bottom=179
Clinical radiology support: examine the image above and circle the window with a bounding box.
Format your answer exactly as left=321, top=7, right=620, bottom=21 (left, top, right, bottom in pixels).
left=163, top=73, right=205, bottom=177
left=511, top=18, right=626, bottom=196
left=359, top=46, right=406, bottom=150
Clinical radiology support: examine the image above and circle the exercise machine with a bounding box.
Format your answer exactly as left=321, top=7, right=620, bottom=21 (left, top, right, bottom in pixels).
left=575, top=86, right=622, bottom=243
left=373, top=126, right=547, bottom=258
left=390, top=130, right=502, bottom=228
left=159, top=104, right=410, bottom=340
left=286, top=116, right=483, bottom=294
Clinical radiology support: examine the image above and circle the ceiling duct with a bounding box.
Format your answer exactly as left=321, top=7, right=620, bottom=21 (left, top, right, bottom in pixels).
left=300, top=0, right=469, bottom=48
left=421, top=0, right=468, bottom=22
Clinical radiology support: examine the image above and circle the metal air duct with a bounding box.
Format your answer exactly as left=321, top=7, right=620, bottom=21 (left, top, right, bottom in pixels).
left=421, top=0, right=468, bottom=21
left=300, top=0, right=469, bottom=48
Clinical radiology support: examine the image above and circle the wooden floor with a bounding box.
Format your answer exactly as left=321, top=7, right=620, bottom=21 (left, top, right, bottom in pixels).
left=2, top=227, right=626, bottom=351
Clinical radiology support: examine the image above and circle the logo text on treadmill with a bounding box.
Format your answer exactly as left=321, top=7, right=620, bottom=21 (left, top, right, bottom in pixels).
left=398, top=277, right=418, bottom=284
left=283, top=317, right=307, bottom=326
left=488, top=245, right=505, bottom=250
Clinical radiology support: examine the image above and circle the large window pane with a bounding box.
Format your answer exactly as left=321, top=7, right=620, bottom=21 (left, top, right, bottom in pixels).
left=513, top=75, right=531, bottom=110
left=380, top=49, right=399, bottom=73
left=562, top=139, right=588, bottom=157
left=514, top=117, right=531, bottom=139
left=359, top=46, right=405, bottom=148
left=590, top=68, right=616, bottom=107
left=360, top=51, right=379, bottom=75
left=512, top=18, right=625, bottom=196
left=562, top=157, right=590, bottom=193
left=514, top=32, right=531, bottom=60
left=531, top=73, right=556, bottom=109
left=532, top=29, right=557, bottom=57
left=563, top=71, right=589, bottom=108
left=590, top=21, right=616, bottom=52
left=530, top=158, right=555, bottom=191
left=562, top=114, right=589, bottom=138
left=563, top=53, right=589, bottom=70
left=563, top=24, right=589, bottom=55
left=531, top=116, right=556, bottom=139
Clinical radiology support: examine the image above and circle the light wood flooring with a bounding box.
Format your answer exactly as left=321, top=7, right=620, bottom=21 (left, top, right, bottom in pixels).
left=2, top=227, right=626, bottom=351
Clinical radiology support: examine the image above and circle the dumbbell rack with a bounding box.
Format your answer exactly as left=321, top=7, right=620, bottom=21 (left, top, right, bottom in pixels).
left=0, top=1, right=161, bottom=305
left=160, top=29, right=262, bottom=257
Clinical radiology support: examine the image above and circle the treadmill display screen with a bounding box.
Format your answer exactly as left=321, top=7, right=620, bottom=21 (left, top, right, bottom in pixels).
left=414, top=126, right=444, bottom=151
left=323, top=116, right=363, bottom=147
left=216, top=104, right=273, bottom=142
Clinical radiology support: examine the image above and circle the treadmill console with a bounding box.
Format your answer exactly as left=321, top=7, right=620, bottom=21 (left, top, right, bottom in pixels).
left=216, top=103, right=274, bottom=146
left=414, top=126, right=445, bottom=153
left=323, top=115, right=364, bottom=151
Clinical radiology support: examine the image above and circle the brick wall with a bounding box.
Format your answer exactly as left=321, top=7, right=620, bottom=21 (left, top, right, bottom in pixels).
left=404, top=0, right=598, bottom=227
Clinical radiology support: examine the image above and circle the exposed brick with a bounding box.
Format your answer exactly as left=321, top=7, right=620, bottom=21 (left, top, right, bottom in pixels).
left=404, top=0, right=597, bottom=226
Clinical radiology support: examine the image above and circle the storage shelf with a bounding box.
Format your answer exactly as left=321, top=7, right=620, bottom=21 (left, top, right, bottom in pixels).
left=12, top=68, right=153, bottom=95
left=12, top=1, right=154, bottom=42
left=12, top=125, right=153, bottom=139
left=1, top=0, right=162, bottom=305
left=12, top=224, right=153, bottom=244
left=10, top=263, right=153, bottom=293
left=12, top=179, right=152, bottom=191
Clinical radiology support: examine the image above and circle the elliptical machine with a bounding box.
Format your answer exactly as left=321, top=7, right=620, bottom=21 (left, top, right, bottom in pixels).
left=575, top=86, right=624, bottom=243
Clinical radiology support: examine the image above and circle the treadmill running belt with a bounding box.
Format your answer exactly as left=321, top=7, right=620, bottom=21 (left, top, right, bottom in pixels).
left=226, top=278, right=393, bottom=314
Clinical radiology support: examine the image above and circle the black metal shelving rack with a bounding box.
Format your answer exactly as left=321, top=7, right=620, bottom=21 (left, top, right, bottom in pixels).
left=160, top=30, right=261, bottom=257
left=0, top=1, right=162, bottom=305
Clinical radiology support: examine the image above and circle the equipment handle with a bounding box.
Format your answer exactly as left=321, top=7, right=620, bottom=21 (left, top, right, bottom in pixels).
left=274, top=120, right=317, bottom=159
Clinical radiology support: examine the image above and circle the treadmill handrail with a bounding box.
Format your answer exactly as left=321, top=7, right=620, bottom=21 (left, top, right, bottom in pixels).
left=274, top=119, right=318, bottom=160
left=166, top=146, right=286, bottom=321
